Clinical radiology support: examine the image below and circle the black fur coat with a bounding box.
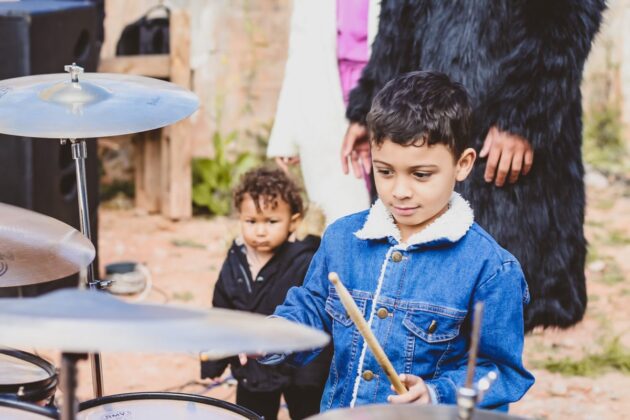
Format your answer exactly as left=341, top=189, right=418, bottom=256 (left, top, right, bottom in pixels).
left=347, top=0, right=606, bottom=331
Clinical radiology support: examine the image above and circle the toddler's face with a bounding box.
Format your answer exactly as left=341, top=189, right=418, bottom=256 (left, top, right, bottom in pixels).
left=238, top=194, right=298, bottom=254
left=371, top=139, right=475, bottom=241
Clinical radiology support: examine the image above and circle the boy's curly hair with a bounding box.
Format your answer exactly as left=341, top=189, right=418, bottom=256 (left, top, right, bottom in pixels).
left=233, top=167, right=303, bottom=215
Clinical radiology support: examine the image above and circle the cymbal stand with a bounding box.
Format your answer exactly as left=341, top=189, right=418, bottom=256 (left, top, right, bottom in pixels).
left=60, top=353, right=86, bottom=420
left=457, top=302, right=498, bottom=420
left=60, top=137, right=105, bottom=398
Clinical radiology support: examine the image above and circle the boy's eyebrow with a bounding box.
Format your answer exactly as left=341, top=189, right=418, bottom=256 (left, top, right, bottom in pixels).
left=372, top=160, right=438, bottom=170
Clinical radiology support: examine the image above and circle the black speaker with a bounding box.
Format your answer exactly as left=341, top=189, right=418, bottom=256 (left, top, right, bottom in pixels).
left=0, top=1, right=101, bottom=296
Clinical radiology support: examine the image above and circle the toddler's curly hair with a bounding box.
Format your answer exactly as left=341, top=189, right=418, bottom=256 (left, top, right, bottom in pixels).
left=233, top=167, right=303, bottom=215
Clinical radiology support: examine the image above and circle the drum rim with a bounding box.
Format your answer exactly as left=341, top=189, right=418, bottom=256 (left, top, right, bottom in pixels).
left=0, top=349, right=57, bottom=402
left=78, top=391, right=262, bottom=420
left=0, top=397, right=58, bottom=418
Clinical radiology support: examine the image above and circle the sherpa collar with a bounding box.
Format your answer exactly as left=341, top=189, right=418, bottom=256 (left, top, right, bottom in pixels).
left=354, top=192, right=474, bottom=248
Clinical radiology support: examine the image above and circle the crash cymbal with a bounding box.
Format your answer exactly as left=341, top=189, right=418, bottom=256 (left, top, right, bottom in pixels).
left=0, top=67, right=198, bottom=139
left=0, top=289, right=329, bottom=356
left=307, top=404, right=528, bottom=420
left=0, top=203, right=95, bottom=287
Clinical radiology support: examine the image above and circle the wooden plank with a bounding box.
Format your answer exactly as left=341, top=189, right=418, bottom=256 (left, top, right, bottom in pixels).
left=160, top=9, right=193, bottom=220
left=134, top=130, right=162, bottom=213
left=98, top=55, right=170, bottom=78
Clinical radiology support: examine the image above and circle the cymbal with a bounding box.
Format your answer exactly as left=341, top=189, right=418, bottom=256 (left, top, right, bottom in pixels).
left=0, top=71, right=198, bottom=139
left=307, top=404, right=528, bottom=420
left=0, top=203, right=95, bottom=287
left=0, top=289, right=330, bottom=356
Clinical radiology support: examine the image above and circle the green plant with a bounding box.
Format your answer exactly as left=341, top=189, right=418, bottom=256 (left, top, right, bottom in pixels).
left=535, top=337, right=630, bottom=376
left=192, top=131, right=262, bottom=215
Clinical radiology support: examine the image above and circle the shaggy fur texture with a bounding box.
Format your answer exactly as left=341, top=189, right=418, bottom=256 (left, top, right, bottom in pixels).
left=347, top=0, right=606, bottom=331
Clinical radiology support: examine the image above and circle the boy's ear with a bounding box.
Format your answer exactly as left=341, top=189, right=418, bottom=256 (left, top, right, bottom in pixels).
left=455, top=148, right=476, bottom=182
left=289, top=212, right=301, bottom=232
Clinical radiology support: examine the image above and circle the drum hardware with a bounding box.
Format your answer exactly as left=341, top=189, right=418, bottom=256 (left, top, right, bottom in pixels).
left=0, top=62, right=199, bottom=398
left=78, top=392, right=262, bottom=420
left=0, top=349, right=58, bottom=406
left=0, top=398, right=58, bottom=419
left=456, top=303, right=501, bottom=420
left=0, top=288, right=330, bottom=420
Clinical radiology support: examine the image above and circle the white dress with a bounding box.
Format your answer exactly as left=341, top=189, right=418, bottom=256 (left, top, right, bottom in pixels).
left=267, top=0, right=380, bottom=224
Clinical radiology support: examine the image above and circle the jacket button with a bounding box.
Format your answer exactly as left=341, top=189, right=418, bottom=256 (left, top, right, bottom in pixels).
left=377, top=307, right=389, bottom=319
left=362, top=370, right=374, bottom=381
left=428, top=320, right=438, bottom=334
left=391, top=251, right=403, bottom=262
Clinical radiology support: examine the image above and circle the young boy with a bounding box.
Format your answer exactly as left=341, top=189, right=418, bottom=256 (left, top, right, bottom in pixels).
left=201, top=167, right=331, bottom=420
left=262, top=71, right=534, bottom=411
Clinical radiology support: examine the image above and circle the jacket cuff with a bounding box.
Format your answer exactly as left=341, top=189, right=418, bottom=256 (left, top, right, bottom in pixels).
left=424, top=378, right=457, bottom=404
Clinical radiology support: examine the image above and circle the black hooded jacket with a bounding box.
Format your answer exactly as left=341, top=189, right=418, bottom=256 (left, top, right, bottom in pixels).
left=201, top=235, right=331, bottom=392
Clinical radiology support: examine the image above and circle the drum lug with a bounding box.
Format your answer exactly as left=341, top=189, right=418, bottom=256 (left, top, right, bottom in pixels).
left=17, top=386, right=25, bottom=397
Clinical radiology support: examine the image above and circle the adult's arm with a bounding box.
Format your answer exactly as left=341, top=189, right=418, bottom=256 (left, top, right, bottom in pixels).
left=485, top=0, right=605, bottom=153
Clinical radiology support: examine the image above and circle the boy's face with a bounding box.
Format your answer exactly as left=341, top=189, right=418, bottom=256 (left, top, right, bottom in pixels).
left=239, top=194, right=299, bottom=254
left=372, top=139, right=475, bottom=241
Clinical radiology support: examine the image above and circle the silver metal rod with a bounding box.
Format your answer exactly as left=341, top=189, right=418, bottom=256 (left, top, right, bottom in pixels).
left=69, top=139, right=104, bottom=398
left=60, top=353, right=82, bottom=420
left=465, top=302, right=484, bottom=389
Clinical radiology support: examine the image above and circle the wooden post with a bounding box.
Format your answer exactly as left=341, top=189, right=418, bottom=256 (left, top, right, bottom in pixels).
left=134, top=129, right=162, bottom=213
left=161, top=8, right=193, bottom=220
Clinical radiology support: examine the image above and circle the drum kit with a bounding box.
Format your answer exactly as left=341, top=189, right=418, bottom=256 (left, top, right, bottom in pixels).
left=0, top=65, right=528, bottom=419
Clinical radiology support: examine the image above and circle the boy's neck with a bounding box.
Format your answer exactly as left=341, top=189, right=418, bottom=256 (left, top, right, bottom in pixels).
left=243, top=243, right=275, bottom=279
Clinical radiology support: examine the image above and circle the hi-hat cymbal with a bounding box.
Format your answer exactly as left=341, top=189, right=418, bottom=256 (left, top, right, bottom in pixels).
left=0, top=203, right=95, bottom=287
left=307, top=404, right=528, bottom=420
left=0, top=70, right=198, bottom=139
left=0, top=289, right=329, bottom=356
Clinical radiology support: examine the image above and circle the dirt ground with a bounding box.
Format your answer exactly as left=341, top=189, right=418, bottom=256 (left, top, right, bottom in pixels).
left=38, top=179, right=630, bottom=419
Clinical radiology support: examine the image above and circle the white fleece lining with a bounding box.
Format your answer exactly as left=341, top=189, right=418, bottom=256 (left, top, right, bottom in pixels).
left=354, top=192, right=474, bottom=248
left=350, top=247, right=394, bottom=407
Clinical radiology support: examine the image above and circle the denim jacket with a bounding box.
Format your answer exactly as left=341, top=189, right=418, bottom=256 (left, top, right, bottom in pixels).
left=270, top=193, right=534, bottom=411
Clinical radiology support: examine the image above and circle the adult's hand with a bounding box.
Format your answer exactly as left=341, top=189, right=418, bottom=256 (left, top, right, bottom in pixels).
left=480, top=126, right=534, bottom=187
left=341, top=122, right=371, bottom=178
left=274, top=156, right=300, bottom=174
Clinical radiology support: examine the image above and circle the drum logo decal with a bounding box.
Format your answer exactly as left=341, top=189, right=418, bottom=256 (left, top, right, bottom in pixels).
left=0, top=86, right=9, bottom=99
left=0, top=262, right=7, bottom=277
left=99, top=410, right=132, bottom=420
left=146, top=96, right=161, bottom=106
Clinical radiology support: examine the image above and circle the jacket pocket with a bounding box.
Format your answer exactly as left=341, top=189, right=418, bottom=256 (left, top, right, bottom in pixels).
left=401, top=306, right=466, bottom=375
left=402, top=309, right=463, bottom=343
left=325, top=290, right=368, bottom=327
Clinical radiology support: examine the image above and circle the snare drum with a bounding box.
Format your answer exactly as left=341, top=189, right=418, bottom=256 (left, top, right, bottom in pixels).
left=0, top=398, right=58, bottom=419
left=78, top=392, right=262, bottom=420
left=0, top=350, right=58, bottom=406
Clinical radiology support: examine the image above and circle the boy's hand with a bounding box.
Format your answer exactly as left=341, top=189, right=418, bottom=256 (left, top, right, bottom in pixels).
left=387, top=374, right=431, bottom=404
left=480, top=126, right=533, bottom=187
left=275, top=156, right=300, bottom=173
left=341, top=122, right=371, bottom=178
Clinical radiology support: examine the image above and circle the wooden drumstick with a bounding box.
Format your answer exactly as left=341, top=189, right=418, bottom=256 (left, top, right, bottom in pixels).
left=328, top=272, right=407, bottom=395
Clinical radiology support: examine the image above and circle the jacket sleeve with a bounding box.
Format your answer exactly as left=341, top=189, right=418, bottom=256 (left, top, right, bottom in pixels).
left=346, top=0, right=416, bottom=124
left=424, top=261, right=535, bottom=409
left=486, top=0, right=605, bottom=151
left=266, top=0, right=308, bottom=158
left=270, top=233, right=333, bottom=365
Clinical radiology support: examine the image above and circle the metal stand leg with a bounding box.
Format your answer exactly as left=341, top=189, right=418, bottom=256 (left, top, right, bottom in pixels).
left=60, top=353, right=86, bottom=420
left=67, top=139, right=104, bottom=398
